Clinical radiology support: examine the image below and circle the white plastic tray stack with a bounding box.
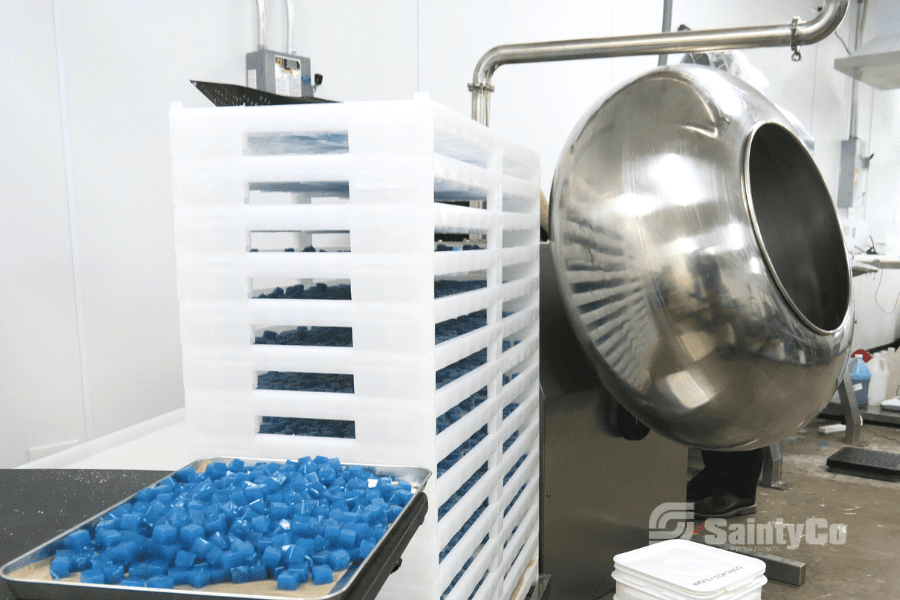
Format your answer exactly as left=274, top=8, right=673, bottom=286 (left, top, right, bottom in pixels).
left=170, top=93, right=541, bottom=600
left=613, top=540, right=767, bottom=600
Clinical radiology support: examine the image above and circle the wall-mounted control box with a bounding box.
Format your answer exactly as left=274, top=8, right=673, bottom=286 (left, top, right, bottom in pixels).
left=246, top=49, right=313, bottom=97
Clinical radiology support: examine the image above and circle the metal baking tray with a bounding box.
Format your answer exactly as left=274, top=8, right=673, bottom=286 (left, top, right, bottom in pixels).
left=1, top=458, right=430, bottom=600
left=190, top=81, right=337, bottom=107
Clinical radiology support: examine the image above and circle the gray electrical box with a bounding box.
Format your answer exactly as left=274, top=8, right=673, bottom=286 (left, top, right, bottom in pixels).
left=246, top=49, right=313, bottom=97
left=837, top=138, right=866, bottom=208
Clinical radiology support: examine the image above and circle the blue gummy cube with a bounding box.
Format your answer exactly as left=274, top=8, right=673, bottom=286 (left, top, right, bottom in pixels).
left=358, top=538, right=376, bottom=560
left=205, top=462, right=227, bottom=479
left=196, top=481, right=215, bottom=501
left=70, top=552, right=91, bottom=572
left=119, top=513, right=141, bottom=531
left=230, top=565, right=251, bottom=584
left=187, top=568, right=211, bottom=588
left=146, top=575, right=175, bottom=589
left=272, top=527, right=291, bottom=545
left=251, top=515, right=270, bottom=533
left=209, top=568, right=230, bottom=584
left=103, top=564, right=125, bottom=585
left=323, top=523, right=341, bottom=542
left=228, top=458, right=245, bottom=471
left=311, top=564, right=333, bottom=585
left=386, top=505, right=403, bottom=521
left=205, top=514, right=227, bottom=536
left=65, top=529, right=92, bottom=551
left=229, top=518, right=251, bottom=539
left=120, top=578, right=145, bottom=588
left=352, top=522, right=370, bottom=539
left=248, top=562, right=267, bottom=582
left=190, top=537, right=212, bottom=557
left=206, top=544, right=224, bottom=567
left=338, top=528, right=356, bottom=549
left=157, top=543, right=180, bottom=564
left=277, top=569, right=302, bottom=591
left=283, top=543, right=306, bottom=565
left=318, top=468, right=337, bottom=485
left=128, top=562, right=151, bottom=580
left=208, top=531, right=229, bottom=550
left=270, top=502, right=290, bottom=520
left=149, top=561, right=169, bottom=577
left=168, top=567, right=190, bottom=586
left=308, top=482, right=326, bottom=499
left=174, top=550, right=196, bottom=569
left=174, top=466, right=199, bottom=483
left=135, top=488, right=155, bottom=502
left=146, top=500, right=168, bottom=523
left=110, top=541, right=139, bottom=564
left=293, top=515, right=320, bottom=537
left=49, top=557, right=71, bottom=580
left=243, top=484, right=264, bottom=502
left=371, top=525, right=388, bottom=540
left=80, top=568, right=105, bottom=584
left=220, top=550, right=244, bottom=571
left=327, top=549, right=350, bottom=571
left=167, top=509, right=190, bottom=529
left=180, top=523, right=204, bottom=547
left=261, top=545, right=282, bottom=568
left=95, top=528, right=122, bottom=549
left=232, top=538, right=255, bottom=559
left=247, top=497, right=267, bottom=515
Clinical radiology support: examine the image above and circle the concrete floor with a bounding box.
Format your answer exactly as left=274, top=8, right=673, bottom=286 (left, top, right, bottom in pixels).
left=601, top=416, right=900, bottom=600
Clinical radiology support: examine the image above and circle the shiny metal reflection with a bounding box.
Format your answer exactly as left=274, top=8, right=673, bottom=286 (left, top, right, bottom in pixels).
left=549, top=65, right=853, bottom=450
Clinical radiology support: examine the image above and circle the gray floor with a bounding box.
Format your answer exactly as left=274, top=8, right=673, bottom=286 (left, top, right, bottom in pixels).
left=600, top=416, right=900, bottom=600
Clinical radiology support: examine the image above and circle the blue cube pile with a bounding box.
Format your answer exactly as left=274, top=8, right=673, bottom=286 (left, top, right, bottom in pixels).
left=48, top=457, right=413, bottom=591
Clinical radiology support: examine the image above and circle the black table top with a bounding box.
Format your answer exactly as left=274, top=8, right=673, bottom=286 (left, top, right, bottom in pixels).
left=0, top=469, right=169, bottom=600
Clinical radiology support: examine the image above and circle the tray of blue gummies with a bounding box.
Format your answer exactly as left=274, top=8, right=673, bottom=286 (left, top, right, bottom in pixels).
left=1, top=456, right=430, bottom=600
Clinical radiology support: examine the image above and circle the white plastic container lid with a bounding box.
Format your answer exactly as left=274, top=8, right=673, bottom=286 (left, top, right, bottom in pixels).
left=613, top=540, right=766, bottom=597
left=613, top=570, right=766, bottom=600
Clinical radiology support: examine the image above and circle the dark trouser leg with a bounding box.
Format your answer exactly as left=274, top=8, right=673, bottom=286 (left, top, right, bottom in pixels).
left=700, top=448, right=765, bottom=499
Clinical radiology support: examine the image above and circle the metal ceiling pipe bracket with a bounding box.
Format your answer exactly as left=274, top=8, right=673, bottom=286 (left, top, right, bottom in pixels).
left=470, top=0, right=849, bottom=125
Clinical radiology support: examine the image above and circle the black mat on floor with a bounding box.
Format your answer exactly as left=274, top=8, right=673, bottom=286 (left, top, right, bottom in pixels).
left=826, top=447, right=900, bottom=482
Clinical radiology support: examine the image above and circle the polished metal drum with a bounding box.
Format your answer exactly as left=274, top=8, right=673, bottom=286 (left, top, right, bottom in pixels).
left=549, top=64, right=853, bottom=450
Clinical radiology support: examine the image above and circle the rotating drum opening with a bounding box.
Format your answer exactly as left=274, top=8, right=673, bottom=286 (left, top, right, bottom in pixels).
left=745, top=122, right=850, bottom=333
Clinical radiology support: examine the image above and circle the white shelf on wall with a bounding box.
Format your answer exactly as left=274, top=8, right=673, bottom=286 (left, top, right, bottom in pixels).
left=18, top=409, right=190, bottom=471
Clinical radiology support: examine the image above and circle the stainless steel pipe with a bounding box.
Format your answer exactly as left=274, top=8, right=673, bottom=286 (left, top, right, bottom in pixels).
left=469, top=0, right=849, bottom=125
left=255, top=0, right=268, bottom=50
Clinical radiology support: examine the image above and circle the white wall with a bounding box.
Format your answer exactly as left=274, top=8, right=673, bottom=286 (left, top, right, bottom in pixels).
left=1, top=0, right=896, bottom=466
left=0, top=2, right=86, bottom=467
left=0, top=0, right=418, bottom=467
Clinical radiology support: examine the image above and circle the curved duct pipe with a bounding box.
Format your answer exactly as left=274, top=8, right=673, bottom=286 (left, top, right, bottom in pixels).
left=255, top=0, right=268, bottom=50
left=469, top=0, right=849, bottom=125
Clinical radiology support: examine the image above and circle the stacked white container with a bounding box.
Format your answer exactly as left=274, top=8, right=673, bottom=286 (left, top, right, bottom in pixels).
left=868, top=353, right=889, bottom=408
left=170, top=94, right=541, bottom=600
left=880, top=348, right=900, bottom=403
left=612, top=540, right=767, bottom=600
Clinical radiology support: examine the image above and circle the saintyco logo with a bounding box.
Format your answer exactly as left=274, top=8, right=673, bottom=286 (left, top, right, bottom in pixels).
left=648, top=502, right=848, bottom=549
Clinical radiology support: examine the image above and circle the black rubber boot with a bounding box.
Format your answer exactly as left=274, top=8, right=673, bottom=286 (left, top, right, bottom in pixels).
left=693, top=486, right=757, bottom=519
